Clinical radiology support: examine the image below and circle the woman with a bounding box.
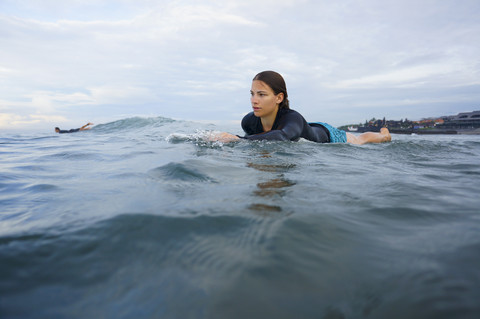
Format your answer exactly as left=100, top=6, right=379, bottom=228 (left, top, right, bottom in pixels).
left=215, top=71, right=391, bottom=145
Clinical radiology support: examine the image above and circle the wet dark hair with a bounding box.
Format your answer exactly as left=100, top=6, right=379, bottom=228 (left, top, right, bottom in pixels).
left=253, top=71, right=290, bottom=109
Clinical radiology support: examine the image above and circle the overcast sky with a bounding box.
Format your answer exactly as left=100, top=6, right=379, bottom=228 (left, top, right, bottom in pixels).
left=1, top=0, right=479, bottom=131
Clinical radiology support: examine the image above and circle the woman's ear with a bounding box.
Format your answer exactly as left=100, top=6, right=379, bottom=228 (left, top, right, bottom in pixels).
left=276, top=93, right=284, bottom=104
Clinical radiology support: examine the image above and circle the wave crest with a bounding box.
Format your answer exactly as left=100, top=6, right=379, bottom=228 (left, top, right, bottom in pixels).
left=93, top=116, right=176, bottom=133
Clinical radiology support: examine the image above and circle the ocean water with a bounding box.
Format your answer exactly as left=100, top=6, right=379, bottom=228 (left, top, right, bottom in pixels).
left=1, top=117, right=480, bottom=319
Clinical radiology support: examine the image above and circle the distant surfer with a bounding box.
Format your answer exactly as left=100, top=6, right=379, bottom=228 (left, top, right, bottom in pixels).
left=212, top=71, right=391, bottom=145
left=55, top=123, right=94, bottom=134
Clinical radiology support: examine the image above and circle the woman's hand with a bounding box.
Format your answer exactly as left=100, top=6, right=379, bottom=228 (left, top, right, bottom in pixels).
left=208, top=132, right=240, bottom=143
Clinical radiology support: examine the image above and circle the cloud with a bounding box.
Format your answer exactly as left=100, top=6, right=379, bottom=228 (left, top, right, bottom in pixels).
left=328, top=63, right=459, bottom=89
left=88, top=86, right=155, bottom=104
left=0, top=65, right=15, bottom=76
left=29, top=91, right=94, bottom=111
left=0, top=112, right=67, bottom=128
left=1, top=0, right=480, bottom=129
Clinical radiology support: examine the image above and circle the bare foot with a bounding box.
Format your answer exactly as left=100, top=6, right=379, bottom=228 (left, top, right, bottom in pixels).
left=380, top=127, right=391, bottom=142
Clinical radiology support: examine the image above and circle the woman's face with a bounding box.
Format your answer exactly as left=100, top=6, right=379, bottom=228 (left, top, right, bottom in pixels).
left=250, top=80, right=284, bottom=118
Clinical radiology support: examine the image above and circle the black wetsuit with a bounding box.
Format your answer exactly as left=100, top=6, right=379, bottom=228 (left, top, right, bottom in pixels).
left=240, top=108, right=330, bottom=143
left=58, top=128, right=80, bottom=134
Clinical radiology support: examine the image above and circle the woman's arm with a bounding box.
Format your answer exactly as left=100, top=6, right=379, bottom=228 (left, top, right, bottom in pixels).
left=208, top=132, right=240, bottom=143
left=80, top=123, right=94, bottom=131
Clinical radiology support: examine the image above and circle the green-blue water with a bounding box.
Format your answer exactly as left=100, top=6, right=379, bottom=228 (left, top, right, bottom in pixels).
left=1, top=117, right=480, bottom=318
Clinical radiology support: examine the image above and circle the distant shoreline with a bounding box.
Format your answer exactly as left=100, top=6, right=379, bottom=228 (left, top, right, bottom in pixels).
left=342, top=110, right=480, bottom=135
left=349, top=127, right=480, bottom=135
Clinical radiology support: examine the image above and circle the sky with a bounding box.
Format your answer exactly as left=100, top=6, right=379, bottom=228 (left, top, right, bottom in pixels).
left=1, top=0, right=480, bottom=131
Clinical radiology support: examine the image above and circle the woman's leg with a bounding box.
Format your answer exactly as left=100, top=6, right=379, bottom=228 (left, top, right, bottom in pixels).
left=346, top=128, right=391, bottom=145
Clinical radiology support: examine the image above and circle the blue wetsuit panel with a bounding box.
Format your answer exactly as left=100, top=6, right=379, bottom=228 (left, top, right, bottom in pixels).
left=309, top=122, right=347, bottom=143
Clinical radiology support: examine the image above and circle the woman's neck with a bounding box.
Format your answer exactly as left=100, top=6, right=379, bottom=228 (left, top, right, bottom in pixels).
left=261, top=107, right=279, bottom=132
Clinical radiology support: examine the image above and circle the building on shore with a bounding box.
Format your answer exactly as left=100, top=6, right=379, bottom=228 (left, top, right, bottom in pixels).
left=344, top=110, right=480, bottom=134
left=436, top=110, right=480, bottom=130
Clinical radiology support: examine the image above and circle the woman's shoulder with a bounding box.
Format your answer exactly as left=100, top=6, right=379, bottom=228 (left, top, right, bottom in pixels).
left=278, top=108, right=305, bottom=120
left=289, top=108, right=303, bottom=114
left=241, top=111, right=257, bottom=124
left=241, top=112, right=261, bottom=134
left=278, top=108, right=300, bottom=115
